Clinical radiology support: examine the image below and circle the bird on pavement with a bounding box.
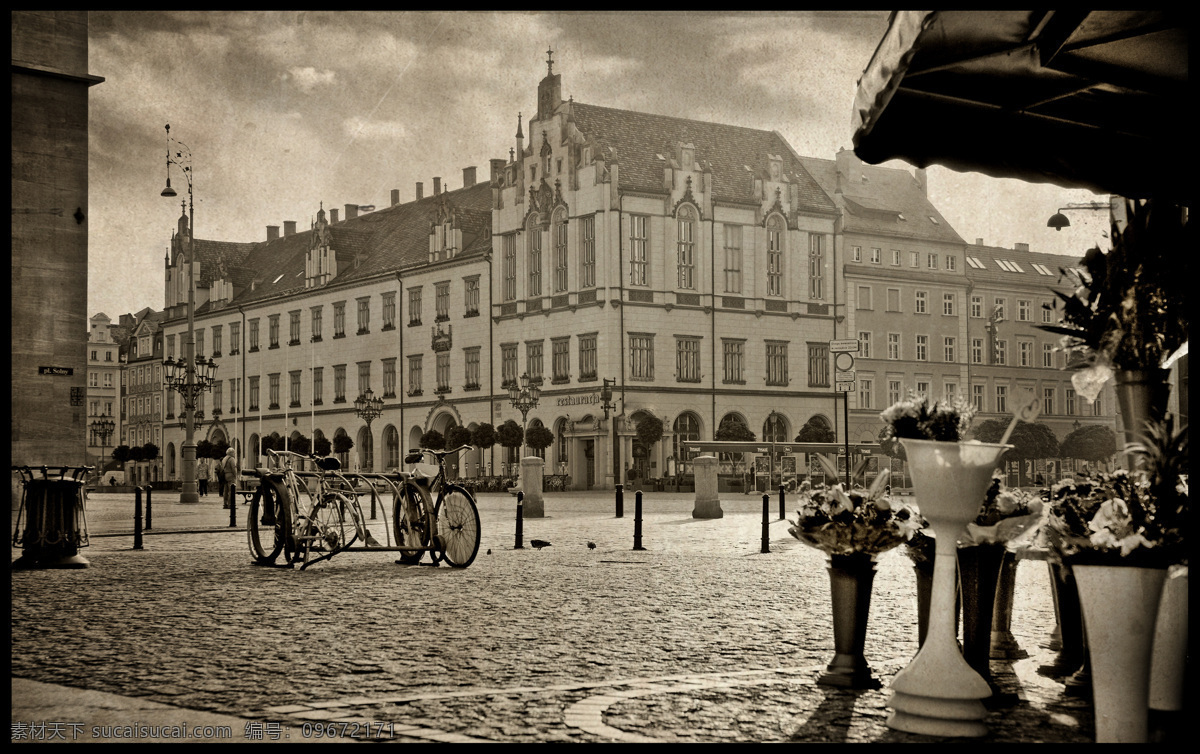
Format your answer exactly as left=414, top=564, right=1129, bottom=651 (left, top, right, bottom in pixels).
left=530, top=539, right=552, bottom=549
left=587, top=542, right=596, bottom=549
left=487, top=549, right=492, bottom=555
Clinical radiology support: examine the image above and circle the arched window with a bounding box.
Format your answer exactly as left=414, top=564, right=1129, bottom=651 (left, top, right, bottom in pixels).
left=767, top=215, right=784, bottom=297
left=357, top=426, right=374, bottom=472
left=677, top=205, right=696, bottom=289
left=527, top=218, right=543, bottom=297
left=555, top=417, right=569, bottom=470
left=384, top=425, right=400, bottom=470
left=672, top=412, right=702, bottom=470
left=553, top=209, right=568, bottom=293
left=763, top=412, right=788, bottom=444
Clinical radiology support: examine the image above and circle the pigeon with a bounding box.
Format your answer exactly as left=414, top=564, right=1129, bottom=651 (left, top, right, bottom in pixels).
left=587, top=542, right=596, bottom=549
left=487, top=549, right=492, bottom=555
left=530, top=539, right=552, bottom=550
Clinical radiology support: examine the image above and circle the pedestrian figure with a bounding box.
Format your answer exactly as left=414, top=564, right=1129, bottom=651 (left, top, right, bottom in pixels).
left=220, top=448, right=238, bottom=508
left=197, top=457, right=209, bottom=497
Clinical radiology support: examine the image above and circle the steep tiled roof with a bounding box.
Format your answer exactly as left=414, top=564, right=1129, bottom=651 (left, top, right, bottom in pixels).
left=799, top=156, right=965, bottom=245
left=569, top=103, right=837, bottom=215
left=964, top=243, right=1083, bottom=290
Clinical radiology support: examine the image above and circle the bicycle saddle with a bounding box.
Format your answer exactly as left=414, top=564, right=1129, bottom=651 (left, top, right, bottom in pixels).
left=316, top=456, right=341, bottom=471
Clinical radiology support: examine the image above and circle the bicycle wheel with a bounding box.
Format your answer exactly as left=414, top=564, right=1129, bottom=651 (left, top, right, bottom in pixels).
left=434, top=485, right=481, bottom=568
left=248, top=479, right=291, bottom=566
left=297, top=493, right=351, bottom=567
left=392, top=483, right=430, bottom=565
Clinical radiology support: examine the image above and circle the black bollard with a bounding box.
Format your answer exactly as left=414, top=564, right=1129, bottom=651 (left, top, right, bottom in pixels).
left=515, top=491, right=525, bottom=549
left=370, top=486, right=378, bottom=521
left=779, top=484, right=785, bottom=521
left=133, top=487, right=144, bottom=551
left=762, top=494, right=771, bottom=553
left=144, top=485, right=152, bottom=531
left=632, top=490, right=645, bottom=550
left=228, top=482, right=237, bottom=528
left=615, top=483, right=624, bottom=519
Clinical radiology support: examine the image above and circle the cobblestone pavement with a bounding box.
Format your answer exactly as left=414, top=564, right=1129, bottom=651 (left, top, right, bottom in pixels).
left=12, top=489, right=1096, bottom=743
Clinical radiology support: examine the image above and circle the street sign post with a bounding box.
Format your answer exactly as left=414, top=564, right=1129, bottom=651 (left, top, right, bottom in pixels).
left=829, top=339, right=860, bottom=353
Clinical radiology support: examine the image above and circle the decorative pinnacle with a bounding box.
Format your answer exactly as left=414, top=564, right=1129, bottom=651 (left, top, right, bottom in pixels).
left=547, top=47, right=554, bottom=76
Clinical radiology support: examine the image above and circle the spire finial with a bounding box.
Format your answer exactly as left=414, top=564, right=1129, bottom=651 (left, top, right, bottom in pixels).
left=516, top=111, right=524, bottom=139
left=547, top=47, right=554, bottom=76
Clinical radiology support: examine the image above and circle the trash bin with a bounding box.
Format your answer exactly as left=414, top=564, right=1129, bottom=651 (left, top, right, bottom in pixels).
left=11, top=466, right=92, bottom=569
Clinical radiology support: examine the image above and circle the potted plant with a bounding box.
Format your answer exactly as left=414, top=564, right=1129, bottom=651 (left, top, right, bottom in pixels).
left=787, top=470, right=921, bottom=689
left=1038, top=419, right=1187, bottom=743
left=879, top=391, right=1008, bottom=738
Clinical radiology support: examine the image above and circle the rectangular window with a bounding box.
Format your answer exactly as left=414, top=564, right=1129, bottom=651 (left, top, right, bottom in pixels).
left=766, top=342, right=788, bottom=386
left=310, top=306, right=322, bottom=342
left=994, top=297, right=1007, bottom=320
left=970, top=296, right=982, bottom=318
left=227, top=321, right=239, bottom=355
left=1043, top=343, right=1055, bottom=368
left=464, top=348, right=480, bottom=389
left=891, top=249, right=901, bottom=266
left=552, top=338, right=570, bottom=382
left=887, top=288, right=900, bottom=312
left=249, top=376, right=260, bottom=411
left=724, top=224, right=743, bottom=294
left=926, top=253, right=938, bottom=269
left=1042, top=301, right=1054, bottom=324
left=870, top=247, right=880, bottom=264
left=312, top=367, right=323, bottom=405
left=503, top=234, right=517, bottom=301
left=972, top=338, right=984, bottom=364
left=289, top=311, right=301, bottom=345
left=1043, top=387, right=1055, bottom=415
left=333, top=302, right=346, bottom=337
left=629, top=215, right=648, bottom=286
left=229, top=378, right=238, bottom=413
left=408, top=288, right=422, bottom=326
left=212, top=325, right=223, bottom=357
left=852, top=245, right=862, bottom=263
left=1093, top=395, right=1103, bottom=416
left=916, top=381, right=930, bottom=396
left=464, top=277, right=480, bottom=316
left=944, top=382, right=958, bottom=401
left=382, top=292, right=396, bottom=329
left=529, top=229, right=543, bottom=296
left=808, top=343, right=830, bottom=387
left=407, top=356, right=422, bottom=395
left=435, top=282, right=450, bottom=321
left=580, top=216, right=596, bottom=288
left=526, top=340, right=544, bottom=382
left=630, top=333, right=654, bottom=380
left=972, top=384, right=984, bottom=411
left=268, top=373, right=280, bottom=410
left=909, top=251, right=919, bottom=268
left=945, top=255, right=956, bottom=271
left=916, top=334, right=928, bottom=361
left=1066, top=388, right=1076, bottom=415
left=766, top=224, right=783, bottom=296
left=915, top=290, right=927, bottom=314
left=722, top=340, right=745, bottom=384
left=382, top=358, right=396, bottom=398
left=810, top=234, right=825, bottom=300
left=554, top=218, right=569, bottom=292
left=888, top=380, right=902, bottom=406
left=1018, top=299, right=1031, bottom=322
left=357, top=361, right=371, bottom=395
left=1019, top=341, right=1033, bottom=367
left=195, top=329, right=205, bottom=357
left=289, top=371, right=301, bottom=407
left=677, top=214, right=695, bottom=290
left=944, top=336, right=956, bottom=362
left=888, top=333, right=900, bottom=360
left=262, top=315, right=276, bottom=349
left=356, top=297, right=370, bottom=334
left=943, top=292, right=956, bottom=316
left=334, top=364, right=346, bottom=402
left=676, top=337, right=702, bottom=383
left=436, top=353, right=450, bottom=392
left=857, top=286, right=873, bottom=310
left=858, top=331, right=872, bottom=359
left=579, top=334, right=597, bottom=380
left=996, top=385, right=1008, bottom=413
left=995, top=340, right=1007, bottom=366
left=501, top=343, right=518, bottom=387
left=167, top=334, right=176, bottom=358
left=858, top=378, right=873, bottom=409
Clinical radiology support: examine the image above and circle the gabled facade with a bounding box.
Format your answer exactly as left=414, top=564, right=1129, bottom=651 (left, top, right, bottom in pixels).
left=86, top=313, right=121, bottom=468
left=119, top=308, right=165, bottom=484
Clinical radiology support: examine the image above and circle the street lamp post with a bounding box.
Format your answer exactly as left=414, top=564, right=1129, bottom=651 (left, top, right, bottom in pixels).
left=353, top=388, right=384, bottom=472
left=600, top=378, right=618, bottom=489
left=508, top=372, right=540, bottom=474
left=160, top=124, right=215, bottom=503
left=90, top=415, right=115, bottom=469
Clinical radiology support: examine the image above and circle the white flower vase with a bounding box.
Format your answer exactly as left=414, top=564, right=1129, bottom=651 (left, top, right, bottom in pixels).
left=1074, top=564, right=1167, bottom=743
left=1149, top=566, right=1187, bottom=738
left=886, top=439, right=1010, bottom=738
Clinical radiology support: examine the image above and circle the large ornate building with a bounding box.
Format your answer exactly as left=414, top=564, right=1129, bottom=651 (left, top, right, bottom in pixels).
left=85, top=313, right=122, bottom=469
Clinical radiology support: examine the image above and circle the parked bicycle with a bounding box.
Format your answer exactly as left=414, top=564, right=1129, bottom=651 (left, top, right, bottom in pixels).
left=393, top=445, right=481, bottom=569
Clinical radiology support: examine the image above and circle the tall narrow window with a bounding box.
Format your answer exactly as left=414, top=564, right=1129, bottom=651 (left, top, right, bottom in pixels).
left=766, top=218, right=783, bottom=296
left=464, top=348, right=480, bottom=389
left=407, top=356, right=422, bottom=395
left=810, top=233, right=825, bottom=299
left=502, top=234, right=517, bottom=301
left=722, top=340, right=745, bottom=384
left=580, top=215, right=596, bottom=288
left=212, top=325, right=223, bottom=356
left=858, top=331, right=872, bottom=359
left=249, top=376, right=260, bottom=411
left=1066, top=388, right=1076, bottom=415
left=944, top=336, right=956, bottom=362
left=676, top=337, right=701, bottom=383
left=312, top=367, right=323, bottom=405
left=579, top=334, right=597, bottom=380
left=629, top=215, right=648, bottom=286
left=1043, top=387, right=1055, bottom=415
left=552, top=337, right=570, bottom=382
left=888, top=380, right=902, bottom=405
left=289, top=371, right=301, bottom=407
left=464, top=277, right=480, bottom=316
left=356, top=297, right=370, bottom=334
left=766, top=342, right=788, bottom=386
left=382, top=358, right=396, bottom=398
left=996, top=385, right=1008, bottom=413
left=725, top=223, right=743, bottom=294
left=435, top=282, right=450, bottom=321
left=630, top=334, right=654, bottom=380
left=972, top=384, right=984, bottom=411
left=357, top=361, right=371, bottom=394
left=526, top=340, right=544, bottom=382
left=289, top=311, right=301, bottom=344
left=267, top=316, right=279, bottom=349
left=408, top=288, right=422, bottom=326
left=229, top=322, right=240, bottom=354
left=916, top=334, right=928, bottom=361
left=382, top=292, right=396, bottom=329
left=887, top=333, right=900, bottom=360
left=858, top=378, right=873, bottom=409
left=334, top=365, right=346, bottom=402
left=553, top=211, right=568, bottom=292
left=677, top=206, right=696, bottom=289
left=436, top=353, right=450, bottom=392
left=333, top=302, right=346, bottom=337
left=943, top=292, right=956, bottom=315
left=268, top=373, right=280, bottom=409
left=915, top=290, right=927, bottom=314
left=309, top=307, right=321, bottom=342
left=528, top=224, right=543, bottom=296
left=808, top=343, right=830, bottom=387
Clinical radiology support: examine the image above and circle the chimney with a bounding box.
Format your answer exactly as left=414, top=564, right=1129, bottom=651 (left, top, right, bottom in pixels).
left=267, top=225, right=280, bottom=241
left=433, top=177, right=442, bottom=195
left=976, top=238, right=984, bottom=246
left=834, top=147, right=861, bottom=194
left=1014, top=242, right=1030, bottom=252
left=391, top=189, right=400, bottom=207
left=462, top=166, right=477, bottom=188
left=490, top=158, right=506, bottom=185
left=330, top=208, right=339, bottom=224
left=914, top=167, right=927, bottom=196
left=344, top=203, right=358, bottom=220
left=416, top=182, right=424, bottom=200
left=283, top=220, right=297, bottom=236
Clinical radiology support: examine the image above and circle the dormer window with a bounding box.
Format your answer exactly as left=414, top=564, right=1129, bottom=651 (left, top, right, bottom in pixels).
left=681, top=144, right=695, bottom=171
left=768, top=154, right=782, bottom=181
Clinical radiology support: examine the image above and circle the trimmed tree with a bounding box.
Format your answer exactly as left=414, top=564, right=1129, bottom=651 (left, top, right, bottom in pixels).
left=471, top=423, right=497, bottom=450
left=525, top=424, right=555, bottom=456
left=796, top=418, right=836, bottom=443
left=196, top=439, right=214, bottom=459
left=112, top=444, right=132, bottom=466
left=419, top=429, right=446, bottom=451
left=447, top=426, right=474, bottom=450
left=289, top=434, right=312, bottom=456
left=332, top=434, right=354, bottom=455
left=973, top=419, right=1060, bottom=460
left=141, top=442, right=159, bottom=461
left=313, top=435, right=332, bottom=456
left=1060, top=423, right=1119, bottom=463
left=497, top=420, right=524, bottom=451
left=127, top=445, right=145, bottom=462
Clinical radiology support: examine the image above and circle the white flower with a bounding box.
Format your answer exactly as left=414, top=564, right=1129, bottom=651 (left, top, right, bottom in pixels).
left=1088, top=497, right=1130, bottom=534
left=995, top=490, right=1021, bottom=515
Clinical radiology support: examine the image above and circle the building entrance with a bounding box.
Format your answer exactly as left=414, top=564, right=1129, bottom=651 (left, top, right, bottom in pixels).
left=584, top=439, right=595, bottom=489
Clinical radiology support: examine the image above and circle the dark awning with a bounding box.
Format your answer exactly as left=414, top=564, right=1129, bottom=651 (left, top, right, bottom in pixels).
left=852, top=11, right=1189, bottom=203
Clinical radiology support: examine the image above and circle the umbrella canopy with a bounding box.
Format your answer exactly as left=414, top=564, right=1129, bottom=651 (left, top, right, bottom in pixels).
left=852, top=11, right=1188, bottom=203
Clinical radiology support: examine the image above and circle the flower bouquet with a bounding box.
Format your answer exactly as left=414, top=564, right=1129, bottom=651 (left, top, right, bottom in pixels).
left=960, top=476, right=1045, bottom=549
left=879, top=390, right=976, bottom=444
left=787, top=470, right=922, bottom=558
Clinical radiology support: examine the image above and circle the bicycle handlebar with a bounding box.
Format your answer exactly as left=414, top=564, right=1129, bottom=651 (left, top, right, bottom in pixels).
left=412, top=445, right=474, bottom=459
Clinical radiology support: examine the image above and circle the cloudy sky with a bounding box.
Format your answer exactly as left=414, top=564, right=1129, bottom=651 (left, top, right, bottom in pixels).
left=86, top=10, right=1107, bottom=320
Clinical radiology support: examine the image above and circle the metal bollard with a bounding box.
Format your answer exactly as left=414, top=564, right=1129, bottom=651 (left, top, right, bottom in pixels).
left=133, top=487, right=144, bottom=551
left=762, top=494, right=771, bottom=553
left=632, top=490, right=645, bottom=550
left=144, top=485, right=152, bottom=530
left=370, top=486, right=378, bottom=520
left=228, top=482, right=237, bottom=528
left=779, top=484, right=786, bottom=521
left=515, top=491, right=525, bottom=549
left=615, top=483, right=624, bottom=519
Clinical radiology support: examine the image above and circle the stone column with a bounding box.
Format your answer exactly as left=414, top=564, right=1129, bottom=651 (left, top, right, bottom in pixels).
left=692, top=455, right=723, bottom=519
left=521, top=456, right=545, bottom=517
